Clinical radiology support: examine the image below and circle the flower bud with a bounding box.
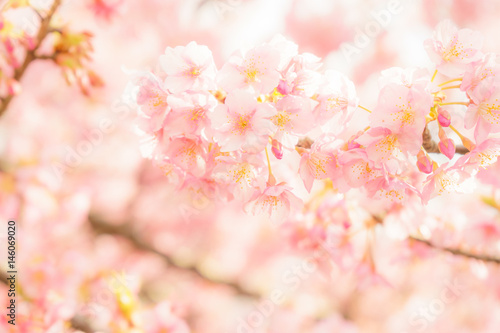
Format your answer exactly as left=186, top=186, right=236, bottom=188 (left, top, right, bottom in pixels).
left=438, top=138, right=456, bottom=159
left=417, top=150, right=433, bottom=174
left=437, top=108, right=451, bottom=127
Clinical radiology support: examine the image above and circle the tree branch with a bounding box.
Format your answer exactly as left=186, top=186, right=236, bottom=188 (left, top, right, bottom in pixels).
left=409, top=235, right=500, bottom=264
left=0, top=0, right=62, bottom=118
left=88, top=216, right=261, bottom=299
left=422, top=126, right=469, bottom=155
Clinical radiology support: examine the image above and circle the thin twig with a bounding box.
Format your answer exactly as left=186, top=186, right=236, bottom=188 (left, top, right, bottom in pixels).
left=88, top=216, right=261, bottom=299
left=409, top=235, right=500, bottom=264
left=0, top=0, right=62, bottom=117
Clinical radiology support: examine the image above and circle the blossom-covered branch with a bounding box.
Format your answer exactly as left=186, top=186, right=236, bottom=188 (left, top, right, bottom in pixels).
left=129, top=19, right=500, bottom=225
left=0, top=0, right=61, bottom=117
left=0, top=0, right=102, bottom=118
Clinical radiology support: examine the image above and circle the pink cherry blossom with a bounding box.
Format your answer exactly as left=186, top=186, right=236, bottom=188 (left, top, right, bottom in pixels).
left=212, top=154, right=263, bottom=202
left=217, top=45, right=280, bottom=94
left=277, top=53, right=322, bottom=97
left=370, top=83, right=432, bottom=147
left=477, top=157, right=500, bottom=187
left=465, top=79, right=500, bottom=142
left=313, top=70, right=358, bottom=131
left=135, top=73, right=170, bottom=132
left=421, top=163, right=468, bottom=204
left=160, top=41, right=217, bottom=93
left=298, top=137, right=343, bottom=192
left=365, top=175, right=418, bottom=204
left=165, top=92, right=217, bottom=136
left=163, top=136, right=207, bottom=177
left=424, top=20, right=483, bottom=77
left=209, top=90, right=276, bottom=152
left=461, top=53, right=500, bottom=94
left=245, top=182, right=302, bottom=223
left=340, top=150, right=383, bottom=188
left=356, top=127, right=407, bottom=172
left=271, top=95, right=316, bottom=149
left=455, top=138, right=500, bottom=174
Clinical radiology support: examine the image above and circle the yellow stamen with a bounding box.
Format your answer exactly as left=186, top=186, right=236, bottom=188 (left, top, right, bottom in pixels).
left=437, top=78, right=462, bottom=87
left=440, top=85, right=461, bottom=91
left=358, top=105, right=372, bottom=113
left=431, top=69, right=438, bottom=82
left=438, top=101, right=469, bottom=106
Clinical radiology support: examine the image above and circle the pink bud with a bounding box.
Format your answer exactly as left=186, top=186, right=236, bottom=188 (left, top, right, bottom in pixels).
left=438, top=138, right=456, bottom=159
left=437, top=109, right=451, bottom=127
left=417, top=150, right=433, bottom=174
left=271, top=139, right=283, bottom=160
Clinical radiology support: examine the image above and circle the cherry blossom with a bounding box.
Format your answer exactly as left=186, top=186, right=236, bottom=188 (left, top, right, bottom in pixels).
left=465, top=78, right=500, bottom=142
left=298, top=136, right=344, bottom=192
left=245, top=182, right=302, bottom=223
left=312, top=70, right=358, bottom=131
left=421, top=163, right=468, bottom=203
left=271, top=95, right=316, bottom=149
left=160, top=41, right=217, bottom=93
left=370, top=83, right=432, bottom=152
left=217, top=45, right=281, bottom=94
left=209, top=90, right=276, bottom=152
left=425, top=20, right=484, bottom=77
left=166, top=92, right=217, bottom=136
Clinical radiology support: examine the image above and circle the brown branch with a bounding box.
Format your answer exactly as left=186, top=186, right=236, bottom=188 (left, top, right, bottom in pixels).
left=88, top=216, right=260, bottom=299
left=372, top=214, right=500, bottom=264
left=69, top=315, right=95, bottom=333
left=422, top=126, right=469, bottom=155
left=0, top=0, right=62, bottom=118
left=0, top=270, right=8, bottom=285
left=409, top=235, right=500, bottom=264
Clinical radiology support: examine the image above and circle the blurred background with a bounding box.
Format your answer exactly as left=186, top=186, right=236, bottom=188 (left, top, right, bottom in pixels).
left=1, top=0, right=500, bottom=332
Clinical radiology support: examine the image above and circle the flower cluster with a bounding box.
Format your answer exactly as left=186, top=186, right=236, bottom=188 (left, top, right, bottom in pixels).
left=131, top=37, right=358, bottom=222
left=132, top=20, right=500, bottom=221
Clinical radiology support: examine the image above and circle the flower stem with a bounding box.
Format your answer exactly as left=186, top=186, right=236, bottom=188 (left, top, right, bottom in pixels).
left=448, top=125, right=469, bottom=142
left=449, top=124, right=473, bottom=151
left=265, top=147, right=276, bottom=185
